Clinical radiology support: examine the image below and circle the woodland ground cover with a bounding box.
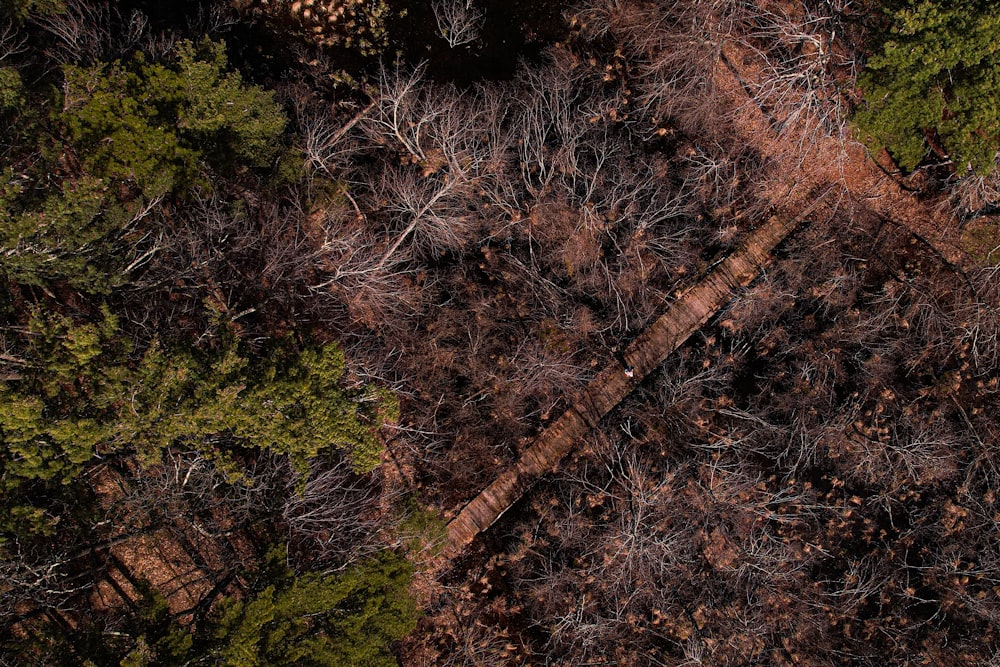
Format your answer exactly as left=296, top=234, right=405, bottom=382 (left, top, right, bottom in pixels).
left=1, top=0, right=999, bottom=665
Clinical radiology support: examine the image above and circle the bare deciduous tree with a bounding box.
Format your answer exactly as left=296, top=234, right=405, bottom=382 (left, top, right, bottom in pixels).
left=298, top=101, right=376, bottom=179
left=738, top=0, right=857, bottom=168
left=373, top=162, right=476, bottom=265
left=949, top=161, right=1000, bottom=219
left=311, top=206, right=423, bottom=328
left=32, top=0, right=147, bottom=65
left=283, top=458, right=384, bottom=567
left=515, top=58, right=592, bottom=199
left=366, top=63, right=437, bottom=163
left=0, top=545, right=89, bottom=618
left=600, top=0, right=745, bottom=139
left=431, top=0, right=484, bottom=49
left=359, top=65, right=504, bottom=268
left=0, top=19, right=26, bottom=63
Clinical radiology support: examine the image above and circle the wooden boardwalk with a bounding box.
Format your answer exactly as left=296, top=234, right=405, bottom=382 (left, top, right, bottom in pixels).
left=443, top=201, right=829, bottom=556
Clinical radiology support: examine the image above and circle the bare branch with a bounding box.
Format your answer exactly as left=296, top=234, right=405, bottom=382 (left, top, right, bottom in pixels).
left=432, top=0, right=484, bottom=49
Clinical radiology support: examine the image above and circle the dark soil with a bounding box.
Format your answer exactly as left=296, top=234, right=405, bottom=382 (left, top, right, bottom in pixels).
left=384, top=0, right=573, bottom=83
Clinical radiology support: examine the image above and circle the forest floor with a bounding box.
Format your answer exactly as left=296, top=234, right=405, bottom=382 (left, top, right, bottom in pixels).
left=399, top=25, right=995, bottom=662
left=717, top=43, right=974, bottom=270
left=423, top=28, right=975, bottom=569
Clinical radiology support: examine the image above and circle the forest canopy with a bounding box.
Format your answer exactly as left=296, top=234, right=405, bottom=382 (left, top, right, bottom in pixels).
left=2, top=0, right=1000, bottom=665
left=0, top=310, right=391, bottom=538
left=854, top=0, right=1000, bottom=173
left=0, top=6, right=413, bottom=663
left=0, top=37, right=284, bottom=291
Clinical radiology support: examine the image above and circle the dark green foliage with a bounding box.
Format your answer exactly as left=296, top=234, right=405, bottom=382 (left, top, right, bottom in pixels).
left=854, top=0, right=1000, bottom=173
left=0, top=307, right=124, bottom=486
left=62, top=40, right=286, bottom=196
left=118, top=583, right=195, bottom=667
left=205, top=549, right=417, bottom=667
left=233, top=343, right=393, bottom=474
left=0, top=310, right=392, bottom=538
left=61, top=63, right=191, bottom=198
left=0, top=39, right=286, bottom=290
left=6, top=549, right=416, bottom=667
left=0, top=173, right=121, bottom=290
left=0, top=9, right=410, bottom=667
left=1, top=0, right=62, bottom=22
left=0, top=67, right=21, bottom=110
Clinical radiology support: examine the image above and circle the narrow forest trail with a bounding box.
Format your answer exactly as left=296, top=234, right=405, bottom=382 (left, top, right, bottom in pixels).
left=715, top=43, right=973, bottom=270
left=439, top=13, right=975, bottom=560
left=443, top=194, right=831, bottom=557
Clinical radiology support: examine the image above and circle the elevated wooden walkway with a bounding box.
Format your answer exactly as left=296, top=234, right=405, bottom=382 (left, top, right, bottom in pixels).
left=444, top=200, right=829, bottom=556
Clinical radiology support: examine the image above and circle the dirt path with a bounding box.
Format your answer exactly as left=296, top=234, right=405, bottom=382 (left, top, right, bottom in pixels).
left=443, top=194, right=831, bottom=556
left=716, top=43, right=973, bottom=269
left=438, top=18, right=975, bottom=560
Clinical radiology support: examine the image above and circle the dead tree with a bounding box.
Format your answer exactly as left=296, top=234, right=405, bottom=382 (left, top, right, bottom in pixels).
left=32, top=0, right=147, bottom=65
left=600, top=0, right=745, bottom=139
left=298, top=101, right=376, bottom=179
left=738, top=0, right=857, bottom=167
left=514, top=58, right=591, bottom=199
left=360, top=66, right=500, bottom=267
left=0, top=546, right=91, bottom=619
left=949, top=161, right=1000, bottom=219
left=0, top=19, right=26, bottom=64
left=431, top=0, right=484, bottom=48
left=311, top=205, right=423, bottom=328
left=282, top=458, right=383, bottom=567
left=373, top=164, right=476, bottom=265
left=365, top=63, right=437, bottom=163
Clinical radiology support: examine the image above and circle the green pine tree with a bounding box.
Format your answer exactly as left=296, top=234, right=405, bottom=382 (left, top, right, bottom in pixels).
left=62, top=39, right=286, bottom=197
left=207, top=549, right=418, bottom=667
left=0, top=310, right=393, bottom=538
left=0, top=38, right=286, bottom=291
left=854, top=0, right=1000, bottom=174
left=0, top=0, right=62, bottom=22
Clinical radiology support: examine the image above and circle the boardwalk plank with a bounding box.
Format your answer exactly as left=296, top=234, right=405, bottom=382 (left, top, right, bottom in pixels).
left=443, top=206, right=825, bottom=556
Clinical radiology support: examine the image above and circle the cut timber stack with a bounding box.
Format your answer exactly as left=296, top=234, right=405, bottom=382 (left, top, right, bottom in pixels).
left=444, top=197, right=830, bottom=557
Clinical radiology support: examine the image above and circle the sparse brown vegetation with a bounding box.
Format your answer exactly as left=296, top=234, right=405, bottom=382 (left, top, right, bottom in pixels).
left=3, top=0, right=1000, bottom=664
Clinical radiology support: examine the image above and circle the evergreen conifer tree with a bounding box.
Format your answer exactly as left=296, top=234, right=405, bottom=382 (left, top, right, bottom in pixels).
left=855, top=0, right=1000, bottom=173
